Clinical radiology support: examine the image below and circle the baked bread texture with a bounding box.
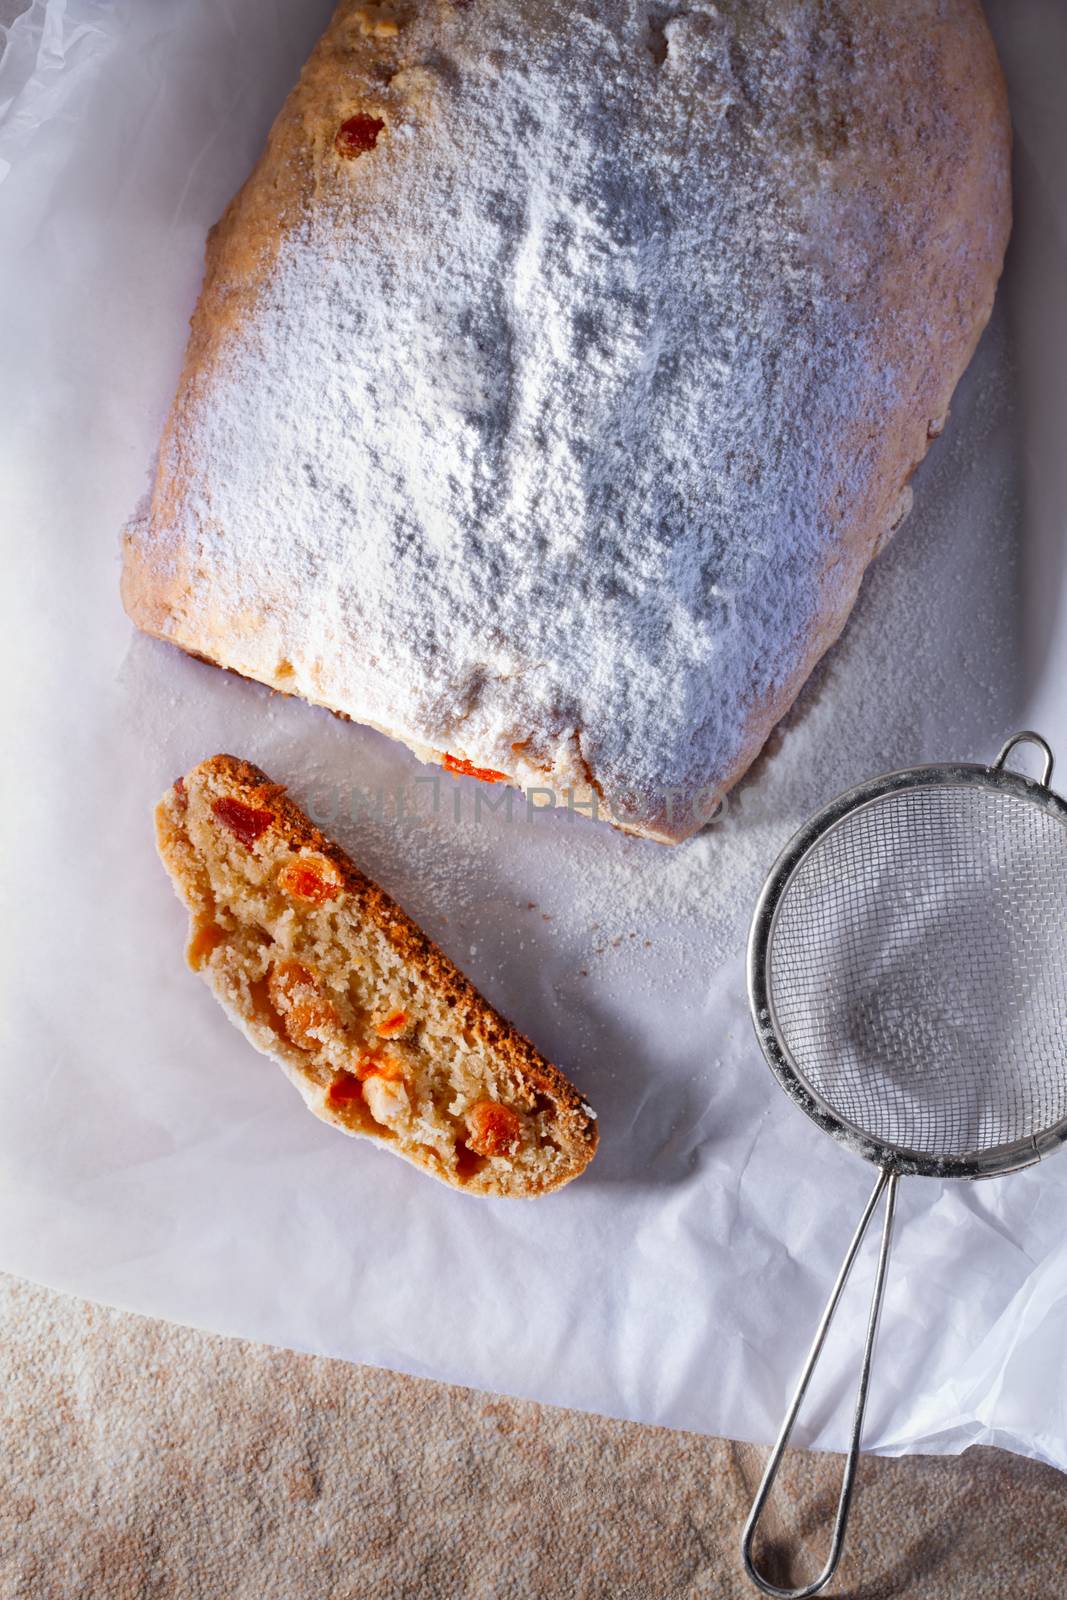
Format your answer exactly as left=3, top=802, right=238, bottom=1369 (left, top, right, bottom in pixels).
left=156, top=755, right=598, bottom=1195
left=124, top=0, right=1011, bottom=843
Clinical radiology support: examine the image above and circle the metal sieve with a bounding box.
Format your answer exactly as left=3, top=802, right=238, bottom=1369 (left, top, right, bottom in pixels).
left=740, top=731, right=1067, bottom=1598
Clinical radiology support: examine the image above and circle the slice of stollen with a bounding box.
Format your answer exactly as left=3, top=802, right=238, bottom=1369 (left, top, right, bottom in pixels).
left=156, top=755, right=598, bottom=1196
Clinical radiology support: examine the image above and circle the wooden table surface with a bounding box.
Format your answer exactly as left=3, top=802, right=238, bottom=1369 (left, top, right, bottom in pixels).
left=2, top=1271, right=1064, bottom=1599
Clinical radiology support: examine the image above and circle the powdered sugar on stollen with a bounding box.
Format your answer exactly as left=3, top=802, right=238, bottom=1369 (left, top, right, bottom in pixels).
left=130, top=0, right=1000, bottom=837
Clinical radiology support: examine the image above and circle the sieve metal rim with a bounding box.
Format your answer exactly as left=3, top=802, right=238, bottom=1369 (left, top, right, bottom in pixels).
left=748, top=755, right=1067, bottom=1182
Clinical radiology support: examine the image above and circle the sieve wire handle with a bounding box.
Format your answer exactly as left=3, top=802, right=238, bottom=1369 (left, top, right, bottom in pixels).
left=740, top=1168, right=899, bottom=1599
left=993, top=731, right=1054, bottom=787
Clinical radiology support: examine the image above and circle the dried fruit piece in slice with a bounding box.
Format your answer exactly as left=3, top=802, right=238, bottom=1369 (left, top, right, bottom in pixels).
left=155, top=754, right=598, bottom=1196
left=465, top=1099, right=522, bottom=1157
left=441, top=753, right=509, bottom=784
left=334, top=113, right=384, bottom=159
left=278, top=855, right=342, bottom=905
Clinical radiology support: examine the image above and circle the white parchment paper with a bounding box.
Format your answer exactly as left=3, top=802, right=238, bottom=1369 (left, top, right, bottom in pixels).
left=3, top=0, right=1067, bottom=1466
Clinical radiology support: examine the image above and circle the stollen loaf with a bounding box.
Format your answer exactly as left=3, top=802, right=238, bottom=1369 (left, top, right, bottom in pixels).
left=123, top=0, right=1011, bottom=842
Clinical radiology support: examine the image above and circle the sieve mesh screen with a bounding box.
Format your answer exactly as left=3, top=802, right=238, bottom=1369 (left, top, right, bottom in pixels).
left=767, top=784, right=1067, bottom=1159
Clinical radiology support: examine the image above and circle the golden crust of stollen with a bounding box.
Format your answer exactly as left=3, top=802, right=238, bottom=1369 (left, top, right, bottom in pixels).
left=156, top=754, right=598, bottom=1196
left=123, top=0, right=1012, bottom=844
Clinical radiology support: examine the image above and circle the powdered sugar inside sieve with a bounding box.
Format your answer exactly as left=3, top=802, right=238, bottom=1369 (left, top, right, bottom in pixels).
left=766, top=782, right=1067, bottom=1162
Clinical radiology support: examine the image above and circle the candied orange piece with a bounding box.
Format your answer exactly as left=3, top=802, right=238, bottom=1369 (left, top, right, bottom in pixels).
left=465, top=1099, right=522, bottom=1158
left=375, top=1009, right=408, bottom=1037
left=335, top=113, right=384, bottom=159
left=268, top=960, right=337, bottom=1050
left=326, top=1072, right=364, bottom=1107
left=442, top=753, right=509, bottom=784
left=327, top=1056, right=405, bottom=1116
left=351, top=1051, right=383, bottom=1081
left=288, top=1000, right=337, bottom=1049
left=188, top=922, right=225, bottom=971
left=269, top=959, right=314, bottom=996
left=350, top=1051, right=404, bottom=1081
left=278, top=857, right=342, bottom=905
left=212, top=796, right=274, bottom=847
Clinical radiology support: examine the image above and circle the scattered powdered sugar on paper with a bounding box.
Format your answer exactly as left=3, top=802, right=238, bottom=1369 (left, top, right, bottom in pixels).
left=136, top=0, right=912, bottom=832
